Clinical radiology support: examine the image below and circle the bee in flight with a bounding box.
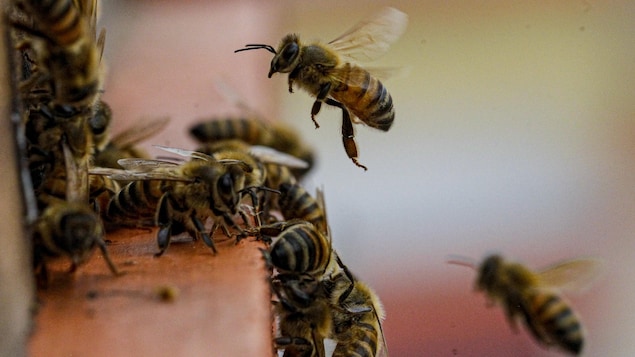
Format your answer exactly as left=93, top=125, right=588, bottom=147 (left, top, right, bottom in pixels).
left=235, top=7, right=408, bottom=170
left=448, top=254, right=602, bottom=355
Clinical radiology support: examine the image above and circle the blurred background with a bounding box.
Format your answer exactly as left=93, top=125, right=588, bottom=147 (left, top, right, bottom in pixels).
left=99, top=1, right=635, bottom=356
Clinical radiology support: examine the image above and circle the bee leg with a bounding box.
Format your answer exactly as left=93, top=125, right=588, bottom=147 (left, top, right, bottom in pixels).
left=192, top=214, right=217, bottom=254
left=274, top=336, right=313, bottom=356
left=155, top=194, right=173, bottom=257
left=96, top=238, right=122, bottom=276
left=326, top=99, right=368, bottom=170
left=310, top=83, right=333, bottom=128
left=335, top=254, right=357, bottom=305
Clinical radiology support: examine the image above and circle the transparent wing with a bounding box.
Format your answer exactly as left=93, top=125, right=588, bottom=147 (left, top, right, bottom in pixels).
left=537, top=258, right=603, bottom=293
left=116, top=158, right=179, bottom=172
left=153, top=145, right=214, bottom=162
left=248, top=145, right=308, bottom=169
left=329, top=6, right=408, bottom=62
left=90, top=162, right=194, bottom=182
left=111, top=117, right=170, bottom=148
left=62, top=141, right=88, bottom=203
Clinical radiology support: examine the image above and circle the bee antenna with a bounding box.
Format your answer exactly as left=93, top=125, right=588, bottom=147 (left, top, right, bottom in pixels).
left=234, top=44, right=277, bottom=54
left=446, top=254, right=477, bottom=270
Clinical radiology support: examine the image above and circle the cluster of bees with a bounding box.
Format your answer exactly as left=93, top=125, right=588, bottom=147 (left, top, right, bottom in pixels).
left=8, top=1, right=600, bottom=356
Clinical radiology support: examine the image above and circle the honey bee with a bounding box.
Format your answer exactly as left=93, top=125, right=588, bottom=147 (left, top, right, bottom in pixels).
left=278, top=182, right=327, bottom=235
left=190, top=118, right=315, bottom=179
left=323, top=255, right=388, bottom=357
left=33, top=201, right=119, bottom=287
left=448, top=254, right=602, bottom=355
left=87, top=99, right=112, bottom=152
left=32, top=142, right=119, bottom=287
left=12, top=0, right=105, bottom=108
left=257, top=219, right=335, bottom=277
left=93, top=146, right=257, bottom=256
left=197, top=139, right=310, bottom=226
left=235, top=7, right=408, bottom=170
left=272, top=273, right=332, bottom=357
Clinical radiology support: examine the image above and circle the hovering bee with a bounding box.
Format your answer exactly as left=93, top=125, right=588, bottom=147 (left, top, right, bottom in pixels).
left=272, top=273, right=332, bottom=357
left=448, top=254, right=602, bottom=355
left=235, top=7, right=408, bottom=170
left=92, top=146, right=259, bottom=256
left=323, top=255, right=388, bottom=357
left=12, top=0, right=105, bottom=109
left=32, top=142, right=119, bottom=287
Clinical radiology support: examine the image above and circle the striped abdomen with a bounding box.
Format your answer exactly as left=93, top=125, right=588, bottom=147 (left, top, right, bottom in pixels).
left=269, top=222, right=331, bottom=275
left=25, top=0, right=86, bottom=46
left=278, top=182, right=326, bottom=234
left=524, top=291, right=583, bottom=355
left=331, top=64, right=394, bottom=132
left=106, top=180, right=165, bottom=223
left=332, top=322, right=380, bottom=357
left=189, top=118, right=273, bottom=144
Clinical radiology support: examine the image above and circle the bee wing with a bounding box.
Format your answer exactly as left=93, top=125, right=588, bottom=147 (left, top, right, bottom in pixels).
left=328, top=7, right=408, bottom=62
left=111, top=117, right=170, bottom=148
left=537, top=258, right=603, bottom=294
left=116, top=158, right=179, bottom=172
left=62, top=141, right=88, bottom=203
left=153, top=145, right=214, bottom=162
left=248, top=145, right=309, bottom=169
left=90, top=162, right=194, bottom=182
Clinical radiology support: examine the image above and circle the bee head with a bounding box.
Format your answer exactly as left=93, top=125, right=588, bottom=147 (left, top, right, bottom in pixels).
left=56, top=208, right=102, bottom=267
left=269, top=34, right=301, bottom=77
left=477, top=254, right=503, bottom=291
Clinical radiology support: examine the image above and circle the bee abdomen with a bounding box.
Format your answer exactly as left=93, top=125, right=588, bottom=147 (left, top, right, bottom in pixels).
left=27, top=0, right=85, bottom=46
left=107, top=181, right=161, bottom=220
left=334, top=68, right=395, bottom=132
left=531, top=292, right=583, bottom=354
left=332, top=322, right=378, bottom=357
left=278, top=182, right=326, bottom=233
left=189, top=118, right=269, bottom=144
left=270, top=224, right=330, bottom=274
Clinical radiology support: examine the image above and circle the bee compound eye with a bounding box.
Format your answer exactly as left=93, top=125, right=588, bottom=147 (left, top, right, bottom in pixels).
left=284, top=43, right=298, bottom=59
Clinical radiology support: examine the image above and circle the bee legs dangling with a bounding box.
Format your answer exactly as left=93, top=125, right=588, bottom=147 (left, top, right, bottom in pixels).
left=325, top=98, right=367, bottom=171
left=310, top=82, right=333, bottom=129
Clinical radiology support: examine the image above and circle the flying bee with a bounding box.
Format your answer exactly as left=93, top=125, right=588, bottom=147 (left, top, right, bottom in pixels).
left=448, top=254, right=602, bottom=355
left=272, top=273, right=332, bottom=357
left=92, top=146, right=257, bottom=256
left=235, top=7, right=408, bottom=170
left=11, top=0, right=105, bottom=109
